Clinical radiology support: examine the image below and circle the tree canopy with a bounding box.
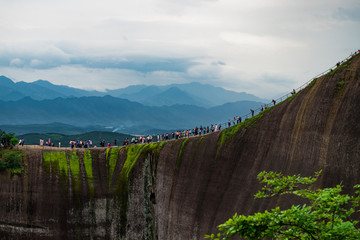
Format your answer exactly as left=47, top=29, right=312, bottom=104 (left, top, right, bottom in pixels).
left=205, top=170, right=360, bottom=240
left=0, top=129, right=18, bottom=148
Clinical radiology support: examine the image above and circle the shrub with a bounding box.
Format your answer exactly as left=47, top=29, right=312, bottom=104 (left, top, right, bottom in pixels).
left=0, top=150, right=24, bottom=174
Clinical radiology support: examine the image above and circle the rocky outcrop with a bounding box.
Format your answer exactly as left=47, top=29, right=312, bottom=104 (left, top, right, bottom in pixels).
left=1, top=54, right=359, bottom=239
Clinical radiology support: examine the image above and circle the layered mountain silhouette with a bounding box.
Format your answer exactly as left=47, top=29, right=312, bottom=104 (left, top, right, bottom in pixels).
left=0, top=76, right=102, bottom=101
left=0, top=75, right=268, bottom=107
left=0, top=95, right=262, bottom=133
left=0, top=75, right=268, bottom=133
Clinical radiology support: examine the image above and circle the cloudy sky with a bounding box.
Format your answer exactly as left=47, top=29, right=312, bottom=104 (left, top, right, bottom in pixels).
left=0, top=0, right=359, bottom=98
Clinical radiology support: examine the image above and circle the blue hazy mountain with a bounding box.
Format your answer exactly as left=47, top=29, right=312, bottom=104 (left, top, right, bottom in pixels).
left=0, top=95, right=262, bottom=133
left=0, top=75, right=268, bottom=107
left=106, top=84, right=149, bottom=96
left=0, top=76, right=103, bottom=100
left=0, top=122, right=110, bottom=135
left=108, top=82, right=269, bottom=107
left=0, top=75, right=267, bottom=133
left=168, top=82, right=267, bottom=106
left=32, top=80, right=103, bottom=98
left=124, top=86, right=212, bottom=107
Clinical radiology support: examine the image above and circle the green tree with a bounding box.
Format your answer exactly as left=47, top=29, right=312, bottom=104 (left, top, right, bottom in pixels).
left=0, top=129, right=17, bottom=148
left=205, top=170, right=360, bottom=240
left=10, top=137, right=19, bottom=147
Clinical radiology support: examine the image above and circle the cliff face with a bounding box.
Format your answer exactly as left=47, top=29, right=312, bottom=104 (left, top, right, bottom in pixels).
left=1, top=54, right=359, bottom=239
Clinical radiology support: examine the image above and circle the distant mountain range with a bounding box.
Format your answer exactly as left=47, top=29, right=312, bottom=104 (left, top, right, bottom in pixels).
left=0, top=75, right=268, bottom=134
left=0, top=75, right=268, bottom=107
left=0, top=76, right=103, bottom=101
left=0, top=122, right=113, bottom=135
left=0, top=95, right=262, bottom=134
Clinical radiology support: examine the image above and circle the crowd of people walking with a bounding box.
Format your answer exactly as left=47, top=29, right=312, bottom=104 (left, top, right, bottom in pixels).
left=31, top=50, right=359, bottom=149
left=122, top=115, right=245, bottom=146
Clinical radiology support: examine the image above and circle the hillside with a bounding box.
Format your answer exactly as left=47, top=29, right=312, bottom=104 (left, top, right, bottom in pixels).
left=0, top=122, right=113, bottom=135
left=0, top=53, right=359, bottom=239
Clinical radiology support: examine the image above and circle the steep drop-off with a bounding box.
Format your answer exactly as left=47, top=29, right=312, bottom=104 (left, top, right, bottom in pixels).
left=1, top=54, right=360, bottom=239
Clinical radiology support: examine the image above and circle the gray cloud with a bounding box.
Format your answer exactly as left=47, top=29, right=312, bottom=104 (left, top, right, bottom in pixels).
left=69, top=56, right=199, bottom=73
left=0, top=0, right=359, bottom=98
left=336, top=7, right=360, bottom=21
left=0, top=45, right=199, bottom=72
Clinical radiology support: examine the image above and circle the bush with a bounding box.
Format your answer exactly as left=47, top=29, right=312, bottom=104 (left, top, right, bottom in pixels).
left=10, top=137, right=18, bottom=147
left=0, top=150, right=24, bottom=174
left=206, top=170, right=360, bottom=240
left=0, top=129, right=17, bottom=148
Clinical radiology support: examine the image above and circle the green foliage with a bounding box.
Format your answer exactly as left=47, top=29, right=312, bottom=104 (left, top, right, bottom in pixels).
left=205, top=170, right=360, bottom=240
left=10, top=137, right=19, bottom=146
left=0, top=129, right=17, bottom=148
left=0, top=150, right=24, bottom=174
left=255, top=170, right=322, bottom=198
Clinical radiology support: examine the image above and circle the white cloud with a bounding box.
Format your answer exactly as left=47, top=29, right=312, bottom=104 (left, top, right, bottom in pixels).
left=10, top=58, right=25, bottom=67
left=220, top=32, right=303, bottom=49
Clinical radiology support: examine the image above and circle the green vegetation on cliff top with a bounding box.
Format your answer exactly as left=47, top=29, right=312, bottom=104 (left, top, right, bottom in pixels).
left=218, top=106, right=273, bottom=147
left=1, top=129, right=18, bottom=149
left=217, top=80, right=309, bottom=148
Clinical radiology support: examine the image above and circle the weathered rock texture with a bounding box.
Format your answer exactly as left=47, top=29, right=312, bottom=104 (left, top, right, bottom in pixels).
left=1, top=54, right=360, bottom=239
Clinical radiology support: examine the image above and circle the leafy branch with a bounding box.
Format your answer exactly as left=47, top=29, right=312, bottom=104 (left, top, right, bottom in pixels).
left=205, top=170, right=360, bottom=240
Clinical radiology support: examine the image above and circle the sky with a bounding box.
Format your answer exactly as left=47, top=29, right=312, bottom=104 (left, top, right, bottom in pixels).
left=0, top=0, right=359, bottom=98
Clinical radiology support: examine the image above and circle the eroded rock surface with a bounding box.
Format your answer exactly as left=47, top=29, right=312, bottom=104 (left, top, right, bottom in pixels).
left=1, top=55, right=360, bottom=239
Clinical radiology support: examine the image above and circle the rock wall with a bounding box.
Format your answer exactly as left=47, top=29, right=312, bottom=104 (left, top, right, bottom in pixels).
left=1, top=54, right=359, bottom=239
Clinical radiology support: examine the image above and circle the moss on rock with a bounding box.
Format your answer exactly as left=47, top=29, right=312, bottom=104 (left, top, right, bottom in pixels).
left=108, top=147, right=122, bottom=190
left=83, top=150, right=94, bottom=197
left=69, top=151, right=81, bottom=195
